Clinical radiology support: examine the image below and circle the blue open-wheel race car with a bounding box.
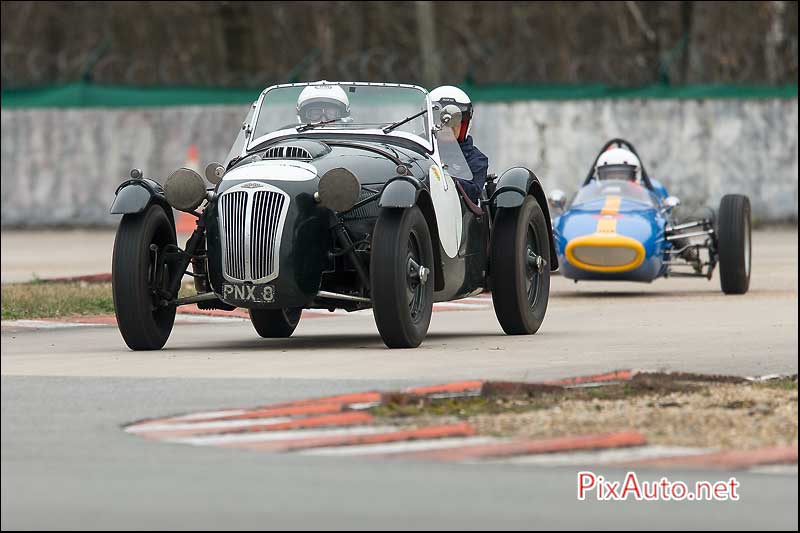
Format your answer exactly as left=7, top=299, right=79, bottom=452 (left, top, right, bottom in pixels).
left=548, top=138, right=751, bottom=294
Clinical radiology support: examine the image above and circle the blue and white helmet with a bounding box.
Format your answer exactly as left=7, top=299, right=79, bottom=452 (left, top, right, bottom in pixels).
left=596, top=147, right=642, bottom=182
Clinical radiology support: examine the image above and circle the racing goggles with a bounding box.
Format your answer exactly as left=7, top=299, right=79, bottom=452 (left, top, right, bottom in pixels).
left=597, top=164, right=637, bottom=182
left=301, top=104, right=345, bottom=122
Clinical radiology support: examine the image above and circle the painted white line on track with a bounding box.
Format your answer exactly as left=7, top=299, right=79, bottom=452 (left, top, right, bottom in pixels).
left=1, top=319, right=107, bottom=329
left=748, top=464, right=798, bottom=476
left=126, top=416, right=295, bottom=433
left=346, top=402, right=383, bottom=410
left=298, top=436, right=501, bottom=456
left=2, top=296, right=492, bottom=331
left=164, top=409, right=249, bottom=422
left=170, top=426, right=397, bottom=446
left=0, top=316, right=246, bottom=330
left=485, top=445, right=714, bottom=466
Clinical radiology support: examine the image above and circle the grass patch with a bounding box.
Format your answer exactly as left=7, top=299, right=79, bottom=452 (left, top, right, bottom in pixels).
left=757, top=375, right=798, bottom=391
left=1, top=281, right=197, bottom=320
left=1, top=282, right=115, bottom=320
left=371, top=396, right=558, bottom=419
left=369, top=372, right=798, bottom=449
left=370, top=373, right=792, bottom=421
left=372, top=373, right=717, bottom=420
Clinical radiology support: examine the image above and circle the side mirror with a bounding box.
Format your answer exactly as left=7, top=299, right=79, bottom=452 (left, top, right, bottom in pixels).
left=439, top=104, right=462, bottom=128
left=662, top=196, right=681, bottom=211
left=548, top=189, right=567, bottom=210
left=205, top=162, right=225, bottom=185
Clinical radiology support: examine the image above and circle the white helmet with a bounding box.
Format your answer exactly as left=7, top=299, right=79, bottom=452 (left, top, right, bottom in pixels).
left=429, top=85, right=473, bottom=142
left=296, top=82, right=351, bottom=123
left=595, top=147, right=641, bottom=182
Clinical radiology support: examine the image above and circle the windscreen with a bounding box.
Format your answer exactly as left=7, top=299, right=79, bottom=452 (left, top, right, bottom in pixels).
left=250, top=84, right=430, bottom=145
left=573, top=179, right=656, bottom=206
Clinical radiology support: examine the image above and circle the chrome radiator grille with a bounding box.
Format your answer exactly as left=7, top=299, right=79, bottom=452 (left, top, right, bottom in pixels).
left=218, top=191, right=247, bottom=280
left=249, top=191, right=286, bottom=280
left=218, top=183, right=289, bottom=283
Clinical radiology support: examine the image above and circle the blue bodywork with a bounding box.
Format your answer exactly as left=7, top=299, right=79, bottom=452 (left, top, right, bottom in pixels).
left=552, top=138, right=681, bottom=282
left=554, top=179, right=670, bottom=282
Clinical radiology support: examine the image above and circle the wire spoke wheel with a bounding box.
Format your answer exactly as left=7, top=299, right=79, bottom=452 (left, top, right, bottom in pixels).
left=112, top=205, right=177, bottom=350
left=491, top=196, right=551, bottom=335
left=405, top=234, right=427, bottom=323
left=371, top=206, right=434, bottom=348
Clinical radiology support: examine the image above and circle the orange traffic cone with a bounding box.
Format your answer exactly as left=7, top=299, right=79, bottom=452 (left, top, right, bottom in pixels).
left=176, top=144, right=202, bottom=234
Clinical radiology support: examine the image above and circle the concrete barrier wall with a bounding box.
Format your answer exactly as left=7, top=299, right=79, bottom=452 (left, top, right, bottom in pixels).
left=1, top=98, right=797, bottom=226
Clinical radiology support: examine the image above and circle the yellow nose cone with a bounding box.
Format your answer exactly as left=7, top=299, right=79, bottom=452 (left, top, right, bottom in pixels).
left=565, top=233, right=646, bottom=273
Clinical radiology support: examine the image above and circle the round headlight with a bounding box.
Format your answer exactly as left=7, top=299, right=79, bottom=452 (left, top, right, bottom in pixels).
left=318, top=167, right=360, bottom=212
left=165, top=168, right=207, bottom=212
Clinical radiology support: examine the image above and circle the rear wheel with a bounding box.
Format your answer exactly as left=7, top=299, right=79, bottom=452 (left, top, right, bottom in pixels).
left=112, top=205, right=177, bottom=350
left=249, top=308, right=302, bottom=338
left=717, top=194, right=751, bottom=294
left=491, top=196, right=551, bottom=334
left=371, top=206, right=434, bottom=348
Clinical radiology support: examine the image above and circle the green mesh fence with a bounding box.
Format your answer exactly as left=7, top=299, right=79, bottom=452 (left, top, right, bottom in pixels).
left=1, top=81, right=797, bottom=108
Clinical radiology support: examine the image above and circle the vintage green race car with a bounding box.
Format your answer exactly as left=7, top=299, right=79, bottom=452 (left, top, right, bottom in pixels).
left=110, top=82, right=558, bottom=350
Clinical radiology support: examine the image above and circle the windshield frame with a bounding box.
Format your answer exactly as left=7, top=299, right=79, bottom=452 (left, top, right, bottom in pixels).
left=572, top=179, right=659, bottom=208
left=245, top=82, right=433, bottom=155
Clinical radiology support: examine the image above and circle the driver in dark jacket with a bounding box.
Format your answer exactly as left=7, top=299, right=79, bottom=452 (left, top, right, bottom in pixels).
left=430, top=86, right=488, bottom=204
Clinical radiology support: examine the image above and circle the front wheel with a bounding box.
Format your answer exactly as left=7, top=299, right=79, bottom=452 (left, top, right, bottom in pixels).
left=249, top=308, right=302, bottom=338
left=112, top=205, right=177, bottom=350
left=490, top=196, right=551, bottom=334
left=371, top=206, right=435, bottom=348
left=717, top=194, right=751, bottom=294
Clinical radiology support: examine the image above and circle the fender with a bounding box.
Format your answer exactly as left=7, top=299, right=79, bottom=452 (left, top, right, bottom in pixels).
left=377, top=177, right=445, bottom=291
left=378, top=176, right=422, bottom=208
left=489, top=167, right=559, bottom=271
left=415, top=190, right=445, bottom=291
left=110, top=179, right=174, bottom=224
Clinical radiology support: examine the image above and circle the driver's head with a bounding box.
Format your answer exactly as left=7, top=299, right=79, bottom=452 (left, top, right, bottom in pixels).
left=595, top=147, right=641, bottom=182
left=296, top=83, right=351, bottom=123
left=429, top=85, right=473, bottom=142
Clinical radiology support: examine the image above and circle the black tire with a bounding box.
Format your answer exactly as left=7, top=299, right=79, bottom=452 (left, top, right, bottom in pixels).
left=491, top=196, right=551, bottom=334
left=717, top=194, right=751, bottom=294
left=371, top=206, right=435, bottom=348
left=249, top=308, right=302, bottom=338
left=112, top=205, right=177, bottom=350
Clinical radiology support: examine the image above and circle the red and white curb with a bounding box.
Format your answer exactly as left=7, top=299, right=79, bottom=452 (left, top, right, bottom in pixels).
left=2, top=296, right=493, bottom=331
left=123, top=370, right=798, bottom=470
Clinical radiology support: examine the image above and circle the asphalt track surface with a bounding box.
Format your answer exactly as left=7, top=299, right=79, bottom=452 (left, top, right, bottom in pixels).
left=2, top=229, right=798, bottom=529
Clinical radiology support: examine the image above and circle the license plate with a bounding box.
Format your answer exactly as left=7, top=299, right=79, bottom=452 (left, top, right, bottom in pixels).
left=222, top=283, right=275, bottom=303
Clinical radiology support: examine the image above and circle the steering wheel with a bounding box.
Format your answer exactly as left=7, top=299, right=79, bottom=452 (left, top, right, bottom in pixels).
left=583, top=138, right=653, bottom=190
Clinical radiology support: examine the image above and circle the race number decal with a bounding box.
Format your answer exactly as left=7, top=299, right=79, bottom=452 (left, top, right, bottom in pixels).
left=429, top=164, right=462, bottom=258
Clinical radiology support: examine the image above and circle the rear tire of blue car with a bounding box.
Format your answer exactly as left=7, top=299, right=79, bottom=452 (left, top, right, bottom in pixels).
left=491, top=196, right=551, bottom=335
left=371, top=206, right=434, bottom=349
left=717, top=194, right=751, bottom=295
left=112, top=205, right=177, bottom=350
